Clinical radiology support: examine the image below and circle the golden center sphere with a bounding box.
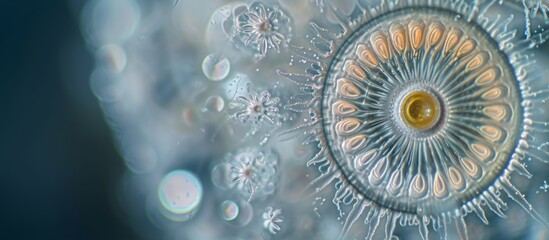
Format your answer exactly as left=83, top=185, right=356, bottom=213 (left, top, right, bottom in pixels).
left=400, top=91, right=440, bottom=130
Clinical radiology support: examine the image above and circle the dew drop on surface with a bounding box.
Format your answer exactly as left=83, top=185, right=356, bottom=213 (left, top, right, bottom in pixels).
left=220, top=200, right=239, bottom=221
left=158, top=170, right=203, bottom=220
left=202, top=53, right=230, bottom=81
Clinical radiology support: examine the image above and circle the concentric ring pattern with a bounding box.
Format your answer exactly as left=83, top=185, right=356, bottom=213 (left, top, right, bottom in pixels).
left=322, top=9, right=522, bottom=215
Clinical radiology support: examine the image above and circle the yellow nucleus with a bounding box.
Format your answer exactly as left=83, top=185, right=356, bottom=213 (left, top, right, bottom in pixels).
left=400, top=91, right=440, bottom=130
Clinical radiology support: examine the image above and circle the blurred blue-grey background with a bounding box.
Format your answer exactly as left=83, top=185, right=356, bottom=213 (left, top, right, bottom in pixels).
left=1, top=1, right=137, bottom=239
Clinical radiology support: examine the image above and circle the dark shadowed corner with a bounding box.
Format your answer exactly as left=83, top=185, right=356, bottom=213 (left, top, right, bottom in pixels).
left=1, top=0, right=138, bottom=239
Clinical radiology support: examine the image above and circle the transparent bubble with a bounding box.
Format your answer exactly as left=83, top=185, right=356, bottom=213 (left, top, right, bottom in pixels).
left=219, top=200, right=239, bottom=221
left=96, top=44, right=127, bottom=73
left=226, top=200, right=253, bottom=227
left=211, top=163, right=232, bottom=189
left=202, top=54, right=230, bottom=81
left=262, top=182, right=275, bottom=196
left=204, top=95, right=225, bottom=112
left=158, top=170, right=203, bottom=221
left=82, top=0, right=141, bottom=45
left=89, top=68, right=125, bottom=102
left=181, top=106, right=197, bottom=129
left=205, top=2, right=249, bottom=59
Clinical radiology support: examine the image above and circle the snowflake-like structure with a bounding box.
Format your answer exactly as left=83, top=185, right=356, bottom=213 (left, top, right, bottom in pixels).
left=229, top=83, right=280, bottom=135
left=235, top=2, right=292, bottom=59
left=262, top=207, right=283, bottom=235
left=220, top=148, right=278, bottom=201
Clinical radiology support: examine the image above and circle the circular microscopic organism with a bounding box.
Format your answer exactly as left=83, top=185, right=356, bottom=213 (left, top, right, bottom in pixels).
left=322, top=8, right=521, bottom=215
left=277, top=1, right=549, bottom=239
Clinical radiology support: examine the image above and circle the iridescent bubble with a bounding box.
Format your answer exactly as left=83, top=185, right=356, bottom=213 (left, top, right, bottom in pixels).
left=202, top=54, right=230, bottom=81
left=219, top=200, right=239, bottom=221
left=96, top=44, right=127, bottom=73
left=81, top=0, right=141, bottom=45
left=181, top=106, right=197, bottom=129
left=205, top=95, right=225, bottom=112
left=211, top=163, right=232, bottom=190
left=158, top=170, right=203, bottom=221
left=229, top=200, right=253, bottom=227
